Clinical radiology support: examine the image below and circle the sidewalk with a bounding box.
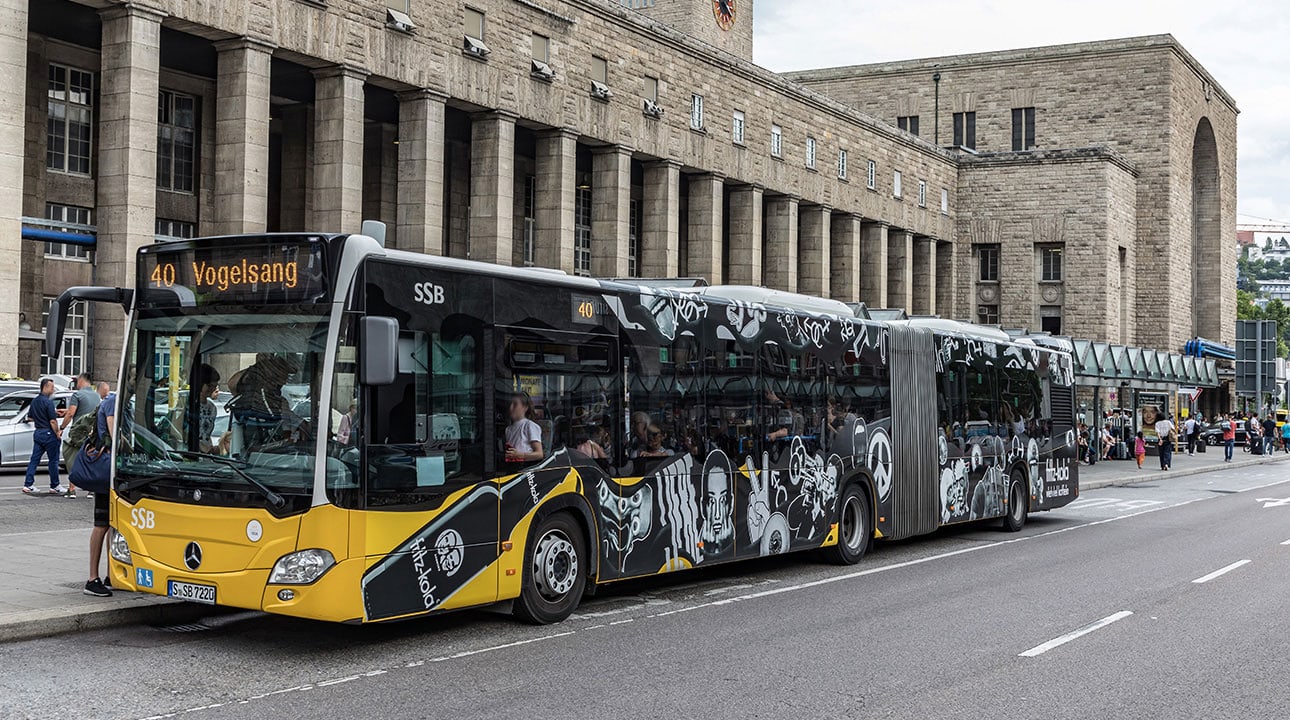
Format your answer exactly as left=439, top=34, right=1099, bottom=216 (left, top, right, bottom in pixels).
left=0, top=487, right=208, bottom=644
left=1077, top=442, right=1290, bottom=491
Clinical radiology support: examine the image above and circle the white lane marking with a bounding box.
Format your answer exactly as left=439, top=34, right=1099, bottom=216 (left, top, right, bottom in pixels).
left=1018, top=611, right=1134, bottom=658
left=1256, top=496, right=1290, bottom=508
left=1280, top=539, right=1290, bottom=546
left=1191, top=559, right=1252, bottom=584
left=138, top=474, right=1290, bottom=720
left=0, top=527, right=84, bottom=538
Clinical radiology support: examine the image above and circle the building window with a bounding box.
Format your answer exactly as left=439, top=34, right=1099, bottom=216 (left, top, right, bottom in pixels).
left=770, top=124, right=782, bottom=158
left=521, top=175, right=536, bottom=266
left=465, top=7, right=485, bottom=41
left=979, top=304, right=1000, bottom=325
left=157, top=90, right=196, bottom=193
left=953, top=111, right=976, bottom=150
left=866, top=160, right=876, bottom=190
left=978, top=244, right=1000, bottom=282
left=47, top=63, right=94, bottom=176
left=731, top=110, right=745, bottom=145
left=574, top=185, right=592, bottom=276
left=893, top=170, right=902, bottom=198
left=897, top=115, right=919, bottom=136
left=643, top=75, right=658, bottom=103
left=531, top=33, right=549, bottom=62
left=628, top=199, right=641, bottom=277
left=837, top=149, right=848, bottom=180
left=41, top=297, right=86, bottom=375
left=917, top=180, right=927, bottom=207
left=1012, top=107, right=1036, bottom=151
left=1040, top=245, right=1063, bottom=281
left=43, top=203, right=92, bottom=261
left=805, top=136, right=816, bottom=170
left=591, top=56, right=608, bottom=85
left=690, top=94, right=704, bottom=130
left=941, top=188, right=950, bottom=214
left=155, top=218, right=195, bottom=240
left=1039, top=305, right=1062, bottom=335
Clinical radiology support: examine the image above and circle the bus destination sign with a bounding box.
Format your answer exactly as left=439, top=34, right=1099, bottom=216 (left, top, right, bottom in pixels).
left=139, top=240, right=327, bottom=306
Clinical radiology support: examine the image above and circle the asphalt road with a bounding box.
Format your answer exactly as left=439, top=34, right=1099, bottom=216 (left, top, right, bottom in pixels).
left=3, top=464, right=1290, bottom=720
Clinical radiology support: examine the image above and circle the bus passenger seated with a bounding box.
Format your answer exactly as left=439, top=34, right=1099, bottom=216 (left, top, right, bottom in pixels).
left=574, top=426, right=609, bottom=460
left=628, top=411, right=652, bottom=455
left=505, top=393, right=544, bottom=463
left=634, top=424, right=674, bottom=459
left=764, top=390, right=792, bottom=442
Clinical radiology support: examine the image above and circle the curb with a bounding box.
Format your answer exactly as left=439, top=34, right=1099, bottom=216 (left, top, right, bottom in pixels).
left=1080, top=453, right=1290, bottom=492
left=0, top=599, right=217, bottom=645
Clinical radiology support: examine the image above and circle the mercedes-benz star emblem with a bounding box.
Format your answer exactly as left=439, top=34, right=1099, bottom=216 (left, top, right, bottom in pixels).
left=184, top=541, right=203, bottom=571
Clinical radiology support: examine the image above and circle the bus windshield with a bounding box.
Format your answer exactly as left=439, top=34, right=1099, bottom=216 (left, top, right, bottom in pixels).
left=116, top=311, right=330, bottom=513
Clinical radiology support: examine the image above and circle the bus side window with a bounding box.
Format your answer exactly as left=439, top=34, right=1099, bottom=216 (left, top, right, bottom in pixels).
left=627, top=335, right=699, bottom=475
left=703, top=339, right=755, bottom=460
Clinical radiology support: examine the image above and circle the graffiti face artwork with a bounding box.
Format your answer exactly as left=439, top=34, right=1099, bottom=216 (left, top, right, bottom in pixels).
left=598, top=480, right=654, bottom=562
left=700, top=452, right=734, bottom=557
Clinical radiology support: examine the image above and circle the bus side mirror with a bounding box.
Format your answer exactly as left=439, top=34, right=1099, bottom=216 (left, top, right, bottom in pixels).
left=360, top=316, right=399, bottom=386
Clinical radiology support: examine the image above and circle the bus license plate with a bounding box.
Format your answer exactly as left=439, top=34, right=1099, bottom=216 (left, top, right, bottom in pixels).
left=167, top=580, right=216, bottom=605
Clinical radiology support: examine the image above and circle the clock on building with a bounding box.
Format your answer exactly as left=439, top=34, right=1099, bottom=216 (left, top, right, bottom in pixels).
left=713, top=0, right=735, bottom=30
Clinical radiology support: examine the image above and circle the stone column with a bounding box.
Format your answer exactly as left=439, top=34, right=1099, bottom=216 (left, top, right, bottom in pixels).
left=591, top=145, right=632, bottom=278
left=278, top=104, right=313, bottom=231
left=887, top=229, right=914, bottom=312
left=936, top=240, right=957, bottom=319
left=727, top=185, right=763, bottom=286
left=96, top=3, right=163, bottom=375
left=860, top=221, right=889, bottom=309
left=762, top=195, right=798, bottom=291
left=830, top=213, right=862, bottom=303
left=911, top=236, right=936, bottom=315
left=396, top=89, right=447, bottom=255
left=468, top=111, right=516, bottom=264
left=532, top=129, right=576, bottom=272
left=0, top=0, right=27, bottom=373
left=687, top=173, right=724, bottom=285
left=312, top=65, right=366, bottom=232
left=799, top=204, right=830, bottom=298
left=641, top=159, right=680, bottom=277
left=212, top=38, right=274, bottom=234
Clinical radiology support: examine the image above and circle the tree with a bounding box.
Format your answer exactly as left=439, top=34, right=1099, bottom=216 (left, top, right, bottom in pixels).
left=1237, top=289, right=1263, bottom=320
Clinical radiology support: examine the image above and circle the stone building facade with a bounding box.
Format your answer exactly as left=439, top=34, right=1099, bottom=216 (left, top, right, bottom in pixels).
left=787, top=35, right=1239, bottom=352
left=0, top=0, right=1236, bottom=381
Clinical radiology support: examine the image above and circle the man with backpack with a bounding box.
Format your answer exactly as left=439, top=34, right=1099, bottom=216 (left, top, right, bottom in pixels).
left=81, top=388, right=116, bottom=597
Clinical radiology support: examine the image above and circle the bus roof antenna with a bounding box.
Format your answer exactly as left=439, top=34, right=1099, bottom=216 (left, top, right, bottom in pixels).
left=360, top=220, right=387, bottom=247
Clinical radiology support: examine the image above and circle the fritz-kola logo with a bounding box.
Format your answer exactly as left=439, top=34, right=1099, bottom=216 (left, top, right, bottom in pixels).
left=413, top=281, right=445, bottom=305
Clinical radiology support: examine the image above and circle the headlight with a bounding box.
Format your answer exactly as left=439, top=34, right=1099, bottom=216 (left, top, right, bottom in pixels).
left=268, top=549, right=336, bottom=585
left=109, top=527, right=132, bottom=565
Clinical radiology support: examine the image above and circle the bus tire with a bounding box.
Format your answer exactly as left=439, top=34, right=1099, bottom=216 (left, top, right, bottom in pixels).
left=821, top=483, right=870, bottom=566
left=1001, top=470, right=1027, bottom=533
left=513, top=512, right=587, bottom=625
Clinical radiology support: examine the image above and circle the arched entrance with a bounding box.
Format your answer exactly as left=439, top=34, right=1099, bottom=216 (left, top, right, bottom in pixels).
left=1191, top=118, right=1221, bottom=340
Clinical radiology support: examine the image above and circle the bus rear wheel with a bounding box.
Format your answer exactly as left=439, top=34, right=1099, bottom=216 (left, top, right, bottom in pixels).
left=821, top=483, right=870, bottom=566
left=513, top=512, right=587, bottom=625
left=1002, top=471, right=1028, bottom=533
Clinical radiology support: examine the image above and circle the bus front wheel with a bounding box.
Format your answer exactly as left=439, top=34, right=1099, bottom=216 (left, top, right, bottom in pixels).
left=821, top=483, right=870, bottom=566
left=513, top=512, right=587, bottom=625
left=1002, top=471, right=1028, bottom=533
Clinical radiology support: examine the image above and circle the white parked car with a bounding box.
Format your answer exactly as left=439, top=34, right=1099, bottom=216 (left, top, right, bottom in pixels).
left=0, top=389, right=74, bottom=466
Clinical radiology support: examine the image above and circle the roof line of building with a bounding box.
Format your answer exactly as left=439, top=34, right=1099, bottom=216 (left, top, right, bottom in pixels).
left=782, top=34, right=1238, bottom=113
left=959, top=146, right=1140, bottom=177
left=562, top=0, right=960, bottom=166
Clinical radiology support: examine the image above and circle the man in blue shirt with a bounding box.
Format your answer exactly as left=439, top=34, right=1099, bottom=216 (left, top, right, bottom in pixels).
left=23, top=378, right=63, bottom=494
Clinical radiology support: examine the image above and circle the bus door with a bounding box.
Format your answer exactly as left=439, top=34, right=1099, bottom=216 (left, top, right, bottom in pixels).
left=356, top=261, right=496, bottom=620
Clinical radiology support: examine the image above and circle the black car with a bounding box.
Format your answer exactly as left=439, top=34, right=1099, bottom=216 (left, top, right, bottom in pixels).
left=1199, top=421, right=1247, bottom=446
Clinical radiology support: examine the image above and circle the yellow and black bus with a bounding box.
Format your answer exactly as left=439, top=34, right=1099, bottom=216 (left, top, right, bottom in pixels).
left=47, top=228, right=1078, bottom=625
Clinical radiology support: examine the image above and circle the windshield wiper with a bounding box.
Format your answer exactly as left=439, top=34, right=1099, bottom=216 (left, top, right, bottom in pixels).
left=121, top=451, right=286, bottom=509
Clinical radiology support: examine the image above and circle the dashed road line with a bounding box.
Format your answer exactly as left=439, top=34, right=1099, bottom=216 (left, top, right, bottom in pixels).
left=1018, top=611, right=1134, bottom=658
left=1191, top=559, right=1251, bottom=584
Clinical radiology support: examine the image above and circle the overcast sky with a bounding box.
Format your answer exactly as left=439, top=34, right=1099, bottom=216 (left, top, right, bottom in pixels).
left=753, top=0, right=1289, bottom=227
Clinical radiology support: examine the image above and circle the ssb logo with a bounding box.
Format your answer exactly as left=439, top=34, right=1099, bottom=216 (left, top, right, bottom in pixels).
left=413, top=281, right=445, bottom=305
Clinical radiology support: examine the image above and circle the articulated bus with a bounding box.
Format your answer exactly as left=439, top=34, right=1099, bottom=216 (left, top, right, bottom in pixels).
left=47, top=228, right=1079, bottom=625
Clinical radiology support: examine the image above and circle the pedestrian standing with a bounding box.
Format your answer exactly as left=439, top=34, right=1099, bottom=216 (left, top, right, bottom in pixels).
left=59, top=373, right=100, bottom=497
left=1262, top=415, right=1277, bottom=456
left=1281, top=420, right=1290, bottom=455
left=1184, top=415, right=1197, bottom=456
left=1154, top=414, right=1175, bottom=470
left=1222, top=414, right=1236, bottom=462
left=22, top=378, right=64, bottom=494
left=84, top=388, right=116, bottom=597
left=1135, top=431, right=1146, bottom=470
